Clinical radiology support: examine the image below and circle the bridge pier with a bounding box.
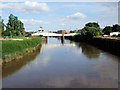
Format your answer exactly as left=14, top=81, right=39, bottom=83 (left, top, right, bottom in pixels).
left=61, top=32, right=65, bottom=44
left=61, top=38, right=64, bottom=44
left=45, top=36, right=48, bottom=44
left=62, top=32, right=64, bottom=40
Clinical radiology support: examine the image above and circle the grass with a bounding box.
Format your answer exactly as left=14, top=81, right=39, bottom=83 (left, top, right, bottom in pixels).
left=95, top=36, right=120, bottom=40
left=12, top=36, right=28, bottom=39
left=11, top=36, right=32, bottom=40
left=2, top=36, right=33, bottom=40
left=2, top=37, right=42, bottom=63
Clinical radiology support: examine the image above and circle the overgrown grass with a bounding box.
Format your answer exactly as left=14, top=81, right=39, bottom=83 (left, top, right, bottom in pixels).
left=2, top=37, right=41, bottom=63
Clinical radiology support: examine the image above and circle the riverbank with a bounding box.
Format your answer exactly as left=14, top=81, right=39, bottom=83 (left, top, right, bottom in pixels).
left=66, top=36, right=120, bottom=56
left=1, top=37, right=42, bottom=64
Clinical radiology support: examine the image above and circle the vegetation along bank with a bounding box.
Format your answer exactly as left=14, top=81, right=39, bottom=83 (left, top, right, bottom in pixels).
left=1, top=37, right=42, bottom=64
left=67, top=22, right=120, bottom=56
left=0, top=14, right=42, bottom=64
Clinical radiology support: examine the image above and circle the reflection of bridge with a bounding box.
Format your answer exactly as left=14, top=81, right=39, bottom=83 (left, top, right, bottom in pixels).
left=42, top=43, right=76, bottom=48
left=32, top=32, right=81, bottom=36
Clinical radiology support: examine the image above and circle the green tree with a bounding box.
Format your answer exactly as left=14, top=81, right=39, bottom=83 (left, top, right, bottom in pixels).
left=0, top=17, right=2, bottom=37
left=103, top=26, right=112, bottom=35
left=85, top=22, right=100, bottom=28
left=81, top=22, right=102, bottom=39
left=70, top=31, right=74, bottom=33
left=1, top=19, right=4, bottom=31
left=4, top=31, right=10, bottom=36
left=112, top=24, right=120, bottom=32
left=85, top=27, right=100, bottom=38
left=5, top=23, right=11, bottom=36
left=5, top=14, right=25, bottom=37
left=17, top=31, right=21, bottom=36
left=14, top=16, right=19, bottom=32
left=2, top=19, right=5, bottom=36
left=10, top=31, right=12, bottom=37
left=8, top=14, right=14, bottom=32
left=0, top=18, right=5, bottom=37
left=19, top=21, right=24, bottom=35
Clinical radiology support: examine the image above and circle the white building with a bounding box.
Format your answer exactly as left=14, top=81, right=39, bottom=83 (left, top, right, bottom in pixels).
left=38, top=27, right=44, bottom=32
left=110, top=32, right=120, bottom=36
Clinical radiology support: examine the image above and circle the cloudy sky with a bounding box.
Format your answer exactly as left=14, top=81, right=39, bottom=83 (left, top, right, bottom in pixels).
left=0, top=1, right=119, bottom=32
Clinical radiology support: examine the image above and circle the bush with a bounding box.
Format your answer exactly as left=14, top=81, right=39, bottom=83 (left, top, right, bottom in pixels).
left=81, top=26, right=101, bottom=39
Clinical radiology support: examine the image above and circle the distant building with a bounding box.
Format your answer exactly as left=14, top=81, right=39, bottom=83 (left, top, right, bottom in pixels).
left=38, top=27, right=44, bottom=32
left=58, top=30, right=70, bottom=34
left=110, top=32, right=120, bottom=36
left=74, top=29, right=81, bottom=32
left=67, top=30, right=70, bottom=33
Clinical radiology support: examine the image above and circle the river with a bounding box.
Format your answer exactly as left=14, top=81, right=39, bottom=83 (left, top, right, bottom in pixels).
left=2, top=37, right=120, bottom=88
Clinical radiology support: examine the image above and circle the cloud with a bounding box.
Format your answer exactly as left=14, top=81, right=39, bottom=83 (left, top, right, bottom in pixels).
left=21, top=19, right=49, bottom=31
left=66, top=12, right=86, bottom=20
left=21, top=19, right=49, bottom=25
left=1, top=1, right=50, bottom=13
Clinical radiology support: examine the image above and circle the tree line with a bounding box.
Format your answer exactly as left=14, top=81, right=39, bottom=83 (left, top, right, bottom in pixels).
left=102, top=24, right=120, bottom=35
left=78, top=22, right=120, bottom=39
left=0, top=14, right=25, bottom=37
left=0, top=14, right=120, bottom=38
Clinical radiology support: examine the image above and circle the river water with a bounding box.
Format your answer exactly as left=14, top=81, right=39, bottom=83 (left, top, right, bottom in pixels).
left=2, top=37, right=120, bottom=88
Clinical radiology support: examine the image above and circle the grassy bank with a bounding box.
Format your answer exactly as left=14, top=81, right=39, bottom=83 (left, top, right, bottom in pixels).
left=1, top=37, right=42, bottom=63
left=11, top=36, right=32, bottom=40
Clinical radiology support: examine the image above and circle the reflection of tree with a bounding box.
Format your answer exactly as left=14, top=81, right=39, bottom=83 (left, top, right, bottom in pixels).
left=2, top=45, right=42, bottom=78
left=77, top=42, right=100, bottom=59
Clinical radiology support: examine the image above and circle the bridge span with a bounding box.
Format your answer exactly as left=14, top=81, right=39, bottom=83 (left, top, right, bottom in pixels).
left=32, top=32, right=81, bottom=37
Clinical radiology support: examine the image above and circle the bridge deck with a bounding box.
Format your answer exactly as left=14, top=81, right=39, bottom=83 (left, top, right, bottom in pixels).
left=32, top=32, right=81, bottom=36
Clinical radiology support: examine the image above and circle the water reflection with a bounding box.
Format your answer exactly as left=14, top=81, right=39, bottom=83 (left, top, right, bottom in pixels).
left=2, top=45, right=42, bottom=78
left=2, top=37, right=119, bottom=88
left=76, top=42, right=100, bottom=59
left=61, top=39, right=64, bottom=44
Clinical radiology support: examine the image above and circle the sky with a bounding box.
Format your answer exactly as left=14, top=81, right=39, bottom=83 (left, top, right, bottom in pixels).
left=0, top=1, right=119, bottom=32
